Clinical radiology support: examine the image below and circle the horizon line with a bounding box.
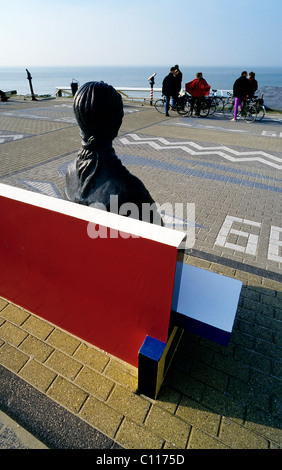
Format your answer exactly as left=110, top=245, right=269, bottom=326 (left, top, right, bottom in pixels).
left=1, top=64, right=282, bottom=69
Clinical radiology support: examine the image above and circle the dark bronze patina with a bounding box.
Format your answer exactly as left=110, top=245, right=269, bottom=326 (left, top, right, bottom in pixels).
left=65, top=81, right=161, bottom=224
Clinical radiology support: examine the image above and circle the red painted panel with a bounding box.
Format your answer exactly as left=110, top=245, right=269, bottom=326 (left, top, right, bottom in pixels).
left=0, top=196, right=178, bottom=366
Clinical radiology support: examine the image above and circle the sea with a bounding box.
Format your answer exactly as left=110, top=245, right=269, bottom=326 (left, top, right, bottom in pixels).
left=0, top=65, right=281, bottom=97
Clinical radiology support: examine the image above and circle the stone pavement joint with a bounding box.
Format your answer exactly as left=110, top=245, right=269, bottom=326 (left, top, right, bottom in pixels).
left=0, top=97, right=281, bottom=449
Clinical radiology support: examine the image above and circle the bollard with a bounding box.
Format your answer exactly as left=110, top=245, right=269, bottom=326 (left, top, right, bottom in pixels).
left=70, top=79, right=79, bottom=97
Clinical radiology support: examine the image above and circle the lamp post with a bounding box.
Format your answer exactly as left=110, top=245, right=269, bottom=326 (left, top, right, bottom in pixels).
left=26, top=69, right=37, bottom=101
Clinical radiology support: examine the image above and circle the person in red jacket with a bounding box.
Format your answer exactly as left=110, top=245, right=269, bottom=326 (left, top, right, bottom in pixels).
left=185, top=72, right=210, bottom=116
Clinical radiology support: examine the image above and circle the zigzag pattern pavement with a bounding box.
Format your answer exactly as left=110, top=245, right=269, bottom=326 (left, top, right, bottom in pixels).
left=120, top=133, right=282, bottom=170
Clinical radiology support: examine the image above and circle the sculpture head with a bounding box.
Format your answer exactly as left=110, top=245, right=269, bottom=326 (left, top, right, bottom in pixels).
left=73, top=81, right=124, bottom=144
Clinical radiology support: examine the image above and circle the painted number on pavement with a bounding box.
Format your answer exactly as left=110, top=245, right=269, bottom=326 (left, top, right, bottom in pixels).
left=262, top=130, right=282, bottom=138
left=215, top=215, right=282, bottom=262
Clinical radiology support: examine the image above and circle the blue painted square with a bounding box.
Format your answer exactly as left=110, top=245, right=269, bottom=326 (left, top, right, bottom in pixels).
left=139, top=336, right=166, bottom=362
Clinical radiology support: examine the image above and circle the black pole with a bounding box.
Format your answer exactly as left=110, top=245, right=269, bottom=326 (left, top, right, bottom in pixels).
left=26, top=69, right=37, bottom=101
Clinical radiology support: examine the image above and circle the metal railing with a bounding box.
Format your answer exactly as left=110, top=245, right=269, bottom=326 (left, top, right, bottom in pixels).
left=55, top=86, right=232, bottom=103
left=55, top=86, right=163, bottom=102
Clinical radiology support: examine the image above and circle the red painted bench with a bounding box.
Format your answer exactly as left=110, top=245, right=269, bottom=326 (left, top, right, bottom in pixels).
left=0, top=183, right=242, bottom=398
left=0, top=183, right=184, bottom=367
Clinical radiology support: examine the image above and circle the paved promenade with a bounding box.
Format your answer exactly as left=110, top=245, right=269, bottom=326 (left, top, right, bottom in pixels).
left=0, top=96, right=281, bottom=449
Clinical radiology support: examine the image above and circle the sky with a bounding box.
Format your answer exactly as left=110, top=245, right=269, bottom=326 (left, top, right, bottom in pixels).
left=1, top=0, right=282, bottom=68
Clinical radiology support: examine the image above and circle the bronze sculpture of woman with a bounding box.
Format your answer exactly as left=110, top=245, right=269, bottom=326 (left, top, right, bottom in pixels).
left=65, top=81, right=161, bottom=224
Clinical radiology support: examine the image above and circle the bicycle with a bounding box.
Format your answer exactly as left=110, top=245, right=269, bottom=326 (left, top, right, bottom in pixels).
left=174, top=92, right=214, bottom=117
left=223, top=96, right=257, bottom=122
left=249, top=94, right=266, bottom=121
left=208, top=89, right=226, bottom=114
left=175, top=93, right=192, bottom=116
left=155, top=92, right=221, bottom=118
left=154, top=97, right=170, bottom=114
left=198, top=96, right=214, bottom=117
left=154, top=95, right=191, bottom=116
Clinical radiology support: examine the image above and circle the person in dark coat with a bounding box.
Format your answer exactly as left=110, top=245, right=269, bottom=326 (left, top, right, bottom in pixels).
left=162, top=67, right=177, bottom=116
left=174, top=65, right=183, bottom=95
left=232, top=71, right=250, bottom=120
left=65, top=81, right=161, bottom=225
left=248, top=71, right=258, bottom=98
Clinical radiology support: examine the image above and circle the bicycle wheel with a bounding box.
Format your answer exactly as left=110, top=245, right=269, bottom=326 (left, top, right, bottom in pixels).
left=208, top=98, right=217, bottom=115
left=244, top=104, right=257, bottom=122
left=223, top=101, right=234, bottom=119
left=215, top=97, right=225, bottom=112
left=155, top=99, right=166, bottom=114
left=256, top=104, right=265, bottom=121
left=199, top=100, right=209, bottom=117
left=176, top=97, right=191, bottom=116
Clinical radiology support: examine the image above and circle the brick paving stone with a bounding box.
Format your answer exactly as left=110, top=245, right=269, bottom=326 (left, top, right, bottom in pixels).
left=47, top=376, right=88, bottom=414
left=156, top=385, right=181, bottom=414
left=145, top=405, right=190, bottom=448
left=165, top=367, right=205, bottom=402
left=234, top=346, right=272, bottom=374
left=245, top=408, right=282, bottom=446
left=201, top=387, right=246, bottom=425
left=115, top=418, right=164, bottom=449
left=228, top=377, right=271, bottom=412
left=219, top=417, right=269, bottom=449
left=74, top=365, right=114, bottom=401
left=73, top=342, right=110, bottom=372
left=103, top=360, right=138, bottom=392
left=21, top=315, right=55, bottom=340
left=176, top=395, right=221, bottom=437
left=45, top=350, right=83, bottom=380
left=212, top=352, right=250, bottom=382
left=188, top=428, right=230, bottom=449
left=0, top=321, right=28, bottom=347
left=46, top=329, right=81, bottom=355
left=107, top=384, right=150, bottom=424
left=19, top=335, right=54, bottom=362
left=190, top=361, right=229, bottom=392
left=272, top=396, right=282, bottom=422
left=0, top=343, right=29, bottom=373
left=0, top=305, right=30, bottom=325
left=0, top=299, right=8, bottom=311
left=79, top=396, right=123, bottom=439
left=19, top=359, right=57, bottom=392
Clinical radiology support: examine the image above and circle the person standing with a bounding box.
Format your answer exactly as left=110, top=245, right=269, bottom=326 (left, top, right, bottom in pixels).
left=185, top=72, right=210, bottom=116
left=248, top=71, right=258, bottom=98
left=162, top=67, right=176, bottom=116
left=174, top=65, right=183, bottom=96
left=232, top=71, right=249, bottom=121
